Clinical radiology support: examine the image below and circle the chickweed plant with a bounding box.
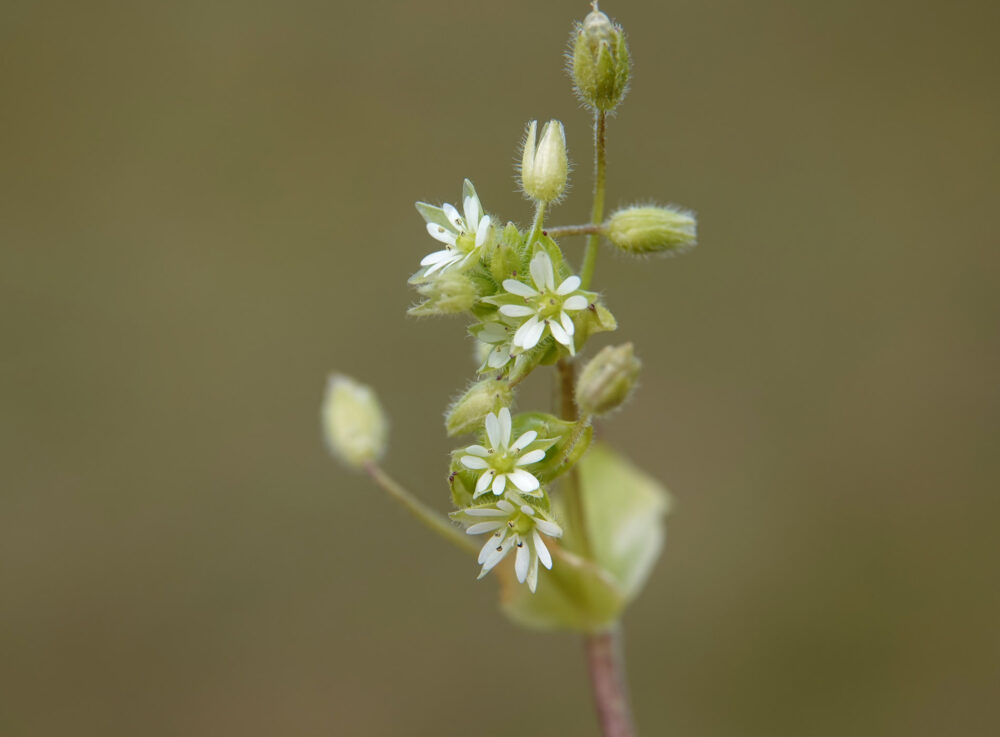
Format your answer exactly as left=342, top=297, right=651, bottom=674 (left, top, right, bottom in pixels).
left=322, top=4, right=696, bottom=735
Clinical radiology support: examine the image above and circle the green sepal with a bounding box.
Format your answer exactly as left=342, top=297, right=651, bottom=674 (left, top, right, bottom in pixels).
left=508, top=412, right=590, bottom=484
left=572, top=300, right=618, bottom=345
left=500, top=443, right=670, bottom=631
left=414, top=201, right=452, bottom=231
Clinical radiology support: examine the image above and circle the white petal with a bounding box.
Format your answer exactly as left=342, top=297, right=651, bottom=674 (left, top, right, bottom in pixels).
left=464, top=506, right=507, bottom=516
left=442, top=202, right=465, bottom=232
left=466, top=520, right=505, bottom=535
left=502, top=279, right=538, bottom=298
left=463, top=194, right=481, bottom=230
left=479, top=535, right=512, bottom=571
left=511, top=430, right=538, bottom=452
left=461, top=455, right=488, bottom=469
left=499, top=304, right=535, bottom=318
left=530, top=251, right=555, bottom=291
left=492, top=473, right=507, bottom=495
left=475, top=215, right=491, bottom=247
left=464, top=445, right=490, bottom=457
left=496, top=500, right=516, bottom=513
left=498, top=407, right=512, bottom=447
left=560, top=310, right=575, bottom=336
left=420, top=249, right=453, bottom=266
left=424, top=255, right=461, bottom=275
left=487, top=345, right=510, bottom=368
left=515, top=541, right=530, bottom=583
left=478, top=535, right=498, bottom=564
left=534, top=519, right=563, bottom=538
left=474, top=470, right=494, bottom=496
left=515, top=449, right=545, bottom=466
left=556, top=275, right=581, bottom=295
left=526, top=552, right=539, bottom=592
left=522, top=319, right=546, bottom=350
left=426, top=222, right=457, bottom=246
left=533, top=531, right=553, bottom=569
left=484, top=412, right=501, bottom=449
left=507, top=469, right=540, bottom=492
left=512, top=316, right=540, bottom=348
left=561, top=295, right=588, bottom=311
left=548, top=319, right=571, bottom=347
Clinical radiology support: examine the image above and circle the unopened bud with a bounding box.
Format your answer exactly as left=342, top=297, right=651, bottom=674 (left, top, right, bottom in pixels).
left=321, top=374, right=388, bottom=469
left=520, top=120, right=568, bottom=204
left=409, top=270, right=478, bottom=316
left=569, top=6, right=630, bottom=111
left=575, top=343, right=641, bottom=416
left=607, top=205, right=697, bottom=256
left=445, top=379, right=513, bottom=437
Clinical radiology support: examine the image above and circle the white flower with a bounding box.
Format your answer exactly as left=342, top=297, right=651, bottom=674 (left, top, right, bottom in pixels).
left=416, top=179, right=492, bottom=276
left=458, top=497, right=563, bottom=592
left=498, top=251, right=589, bottom=355
left=475, top=321, right=513, bottom=370
left=459, top=407, right=546, bottom=498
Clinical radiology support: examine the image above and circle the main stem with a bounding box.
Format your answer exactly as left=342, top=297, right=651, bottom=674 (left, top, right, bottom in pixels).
left=585, top=626, right=636, bottom=737
left=580, top=110, right=607, bottom=290
left=561, top=106, right=636, bottom=737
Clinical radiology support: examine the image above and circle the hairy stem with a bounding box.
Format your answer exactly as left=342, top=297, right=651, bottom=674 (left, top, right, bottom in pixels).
left=546, top=223, right=605, bottom=239
left=526, top=200, right=547, bottom=248
left=585, top=626, right=637, bottom=737
left=364, top=463, right=477, bottom=554
left=580, top=110, right=607, bottom=290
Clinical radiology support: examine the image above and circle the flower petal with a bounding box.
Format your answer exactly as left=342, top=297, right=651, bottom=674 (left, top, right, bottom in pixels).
left=499, top=304, right=535, bottom=318
left=498, top=407, right=512, bottom=447
left=491, top=472, right=507, bottom=495
left=442, top=202, right=465, bottom=232
left=561, top=295, right=588, bottom=311
left=464, top=505, right=507, bottom=516
left=466, top=520, right=505, bottom=535
left=484, top=412, right=501, bottom=449
left=475, top=215, right=491, bottom=247
left=426, top=222, right=457, bottom=246
left=548, top=319, right=571, bottom=347
left=461, top=455, right=489, bottom=469
left=507, top=468, right=540, bottom=492
left=514, top=541, right=530, bottom=583
left=556, top=275, right=581, bottom=295
left=520, top=319, right=546, bottom=350
left=496, top=500, right=516, bottom=513
left=487, top=345, right=510, bottom=368
left=463, top=194, right=481, bottom=230
left=420, top=249, right=453, bottom=266
left=530, top=251, right=555, bottom=291
left=502, top=279, right=538, bottom=298
left=526, top=551, right=539, bottom=592
left=512, top=316, right=540, bottom=348
left=560, top=310, right=575, bottom=336
left=474, top=470, right=495, bottom=496
left=534, top=519, right=563, bottom=538
left=511, top=430, right=538, bottom=452
left=464, top=445, right=490, bottom=457
left=479, top=534, right=512, bottom=571
left=515, top=449, right=545, bottom=466
left=424, top=255, right=461, bottom=275
left=533, top=530, right=553, bottom=569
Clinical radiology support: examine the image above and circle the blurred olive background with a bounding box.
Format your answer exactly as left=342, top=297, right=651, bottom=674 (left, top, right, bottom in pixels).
left=2, top=0, right=998, bottom=735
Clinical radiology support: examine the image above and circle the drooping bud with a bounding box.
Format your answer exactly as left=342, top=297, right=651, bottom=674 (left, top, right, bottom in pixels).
left=575, top=343, right=641, bottom=416
left=519, top=120, right=568, bottom=204
left=606, top=205, right=697, bottom=256
left=321, top=374, right=388, bottom=469
left=569, top=6, right=630, bottom=112
left=408, top=269, right=478, bottom=316
left=445, top=379, right=513, bottom=437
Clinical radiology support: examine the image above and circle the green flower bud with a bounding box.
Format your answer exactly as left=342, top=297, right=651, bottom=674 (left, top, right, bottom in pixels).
left=408, top=269, right=478, bottom=316
left=607, top=205, right=697, bottom=256
left=575, top=343, right=641, bottom=416
left=445, top=379, right=513, bottom=437
left=519, top=120, right=569, bottom=204
left=321, top=374, right=388, bottom=469
left=569, top=6, right=630, bottom=111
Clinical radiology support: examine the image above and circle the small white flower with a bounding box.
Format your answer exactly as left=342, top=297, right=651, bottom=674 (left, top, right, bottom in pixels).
left=458, top=497, right=563, bottom=592
left=498, top=251, right=589, bottom=355
left=417, top=179, right=493, bottom=276
left=475, top=321, right=513, bottom=370
left=459, top=407, right=546, bottom=498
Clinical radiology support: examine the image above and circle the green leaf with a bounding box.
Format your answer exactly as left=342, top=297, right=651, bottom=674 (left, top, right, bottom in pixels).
left=578, top=443, right=671, bottom=600
left=499, top=546, right=625, bottom=632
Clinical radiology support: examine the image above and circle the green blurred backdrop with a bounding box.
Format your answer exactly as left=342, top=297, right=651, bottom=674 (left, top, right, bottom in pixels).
left=2, top=1, right=998, bottom=735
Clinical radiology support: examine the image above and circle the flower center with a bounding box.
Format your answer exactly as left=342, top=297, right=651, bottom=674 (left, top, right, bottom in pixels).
left=455, top=232, right=477, bottom=254
left=535, top=292, right=563, bottom=320
left=489, top=450, right=516, bottom=474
